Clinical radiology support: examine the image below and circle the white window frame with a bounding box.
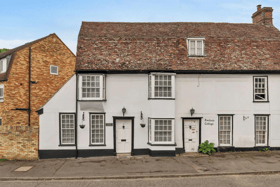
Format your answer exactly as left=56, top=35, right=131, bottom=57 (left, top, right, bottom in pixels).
left=79, top=74, right=106, bottom=100
left=253, top=76, right=268, bottom=102
left=218, top=115, right=233, bottom=146
left=148, top=118, right=175, bottom=145
left=90, top=113, right=105, bottom=145
left=0, top=58, right=7, bottom=73
left=255, top=115, right=268, bottom=146
left=60, top=113, right=76, bottom=145
left=186, top=38, right=205, bottom=56
left=50, top=65, right=59, bottom=75
left=148, top=73, right=176, bottom=99
left=0, top=84, right=4, bottom=102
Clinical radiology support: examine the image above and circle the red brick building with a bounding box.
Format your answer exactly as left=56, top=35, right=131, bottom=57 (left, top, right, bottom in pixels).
left=0, top=34, right=76, bottom=160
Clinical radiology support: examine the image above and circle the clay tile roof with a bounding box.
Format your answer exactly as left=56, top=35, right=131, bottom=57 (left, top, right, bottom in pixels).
left=76, top=22, right=280, bottom=72
left=0, top=34, right=55, bottom=81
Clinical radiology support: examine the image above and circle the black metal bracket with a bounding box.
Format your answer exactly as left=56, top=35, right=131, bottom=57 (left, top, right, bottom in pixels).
left=30, top=81, right=38, bottom=84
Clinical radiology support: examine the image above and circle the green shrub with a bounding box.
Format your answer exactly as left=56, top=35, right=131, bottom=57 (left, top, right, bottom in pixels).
left=199, top=140, right=216, bottom=155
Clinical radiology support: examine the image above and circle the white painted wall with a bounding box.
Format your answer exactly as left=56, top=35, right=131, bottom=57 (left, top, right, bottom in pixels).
left=39, top=73, right=280, bottom=151
left=39, top=75, right=76, bottom=150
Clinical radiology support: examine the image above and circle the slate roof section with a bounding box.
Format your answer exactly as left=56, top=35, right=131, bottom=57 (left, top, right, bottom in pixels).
left=76, top=22, right=280, bottom=72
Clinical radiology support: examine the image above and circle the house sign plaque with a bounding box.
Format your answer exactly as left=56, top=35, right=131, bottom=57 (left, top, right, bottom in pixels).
left=204, top=119, right=215, bottom=126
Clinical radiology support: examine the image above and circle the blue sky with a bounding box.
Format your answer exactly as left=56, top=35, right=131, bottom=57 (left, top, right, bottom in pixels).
left=1, top=0, right=280, bottom=54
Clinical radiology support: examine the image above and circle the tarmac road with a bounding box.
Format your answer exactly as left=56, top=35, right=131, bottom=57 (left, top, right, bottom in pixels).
left=0, top=174, right=279, bottom=187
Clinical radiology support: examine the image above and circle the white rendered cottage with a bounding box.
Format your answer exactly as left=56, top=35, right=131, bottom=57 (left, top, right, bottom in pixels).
left=38, top=6, right=280, bottom=158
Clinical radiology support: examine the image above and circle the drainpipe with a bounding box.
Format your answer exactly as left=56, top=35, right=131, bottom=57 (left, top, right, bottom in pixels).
left=28, top=47, right=31, bottom=126
left=75, top=72, right=78, bottom=158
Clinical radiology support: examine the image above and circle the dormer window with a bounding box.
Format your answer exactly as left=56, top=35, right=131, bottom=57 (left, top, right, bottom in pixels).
left=0, top=58, right=7, bottom=73
left=186, top=38, right=205, bottom=57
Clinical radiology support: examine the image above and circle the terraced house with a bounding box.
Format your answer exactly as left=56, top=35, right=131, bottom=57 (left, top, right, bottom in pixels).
left=39, top=5, right=280, bottom=159
left=0, top=34, right=76, bottom=159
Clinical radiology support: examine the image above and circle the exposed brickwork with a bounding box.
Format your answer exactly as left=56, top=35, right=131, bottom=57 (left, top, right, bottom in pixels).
left=76, top=22, right=280, bottom=71
left=0, top=34, right=76, bottom=159
left=252, top=6, right=273, bottom=25
left=0, top=126, right=39, bottom=160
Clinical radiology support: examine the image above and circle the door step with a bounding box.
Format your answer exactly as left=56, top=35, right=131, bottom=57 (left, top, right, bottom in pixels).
left=117, top=153, right=131, bottom=159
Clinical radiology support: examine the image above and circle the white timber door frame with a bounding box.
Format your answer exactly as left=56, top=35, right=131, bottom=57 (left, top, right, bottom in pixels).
left=182, top=118, right=201, bottom=153
left=113, top=117, right=134, bottom=155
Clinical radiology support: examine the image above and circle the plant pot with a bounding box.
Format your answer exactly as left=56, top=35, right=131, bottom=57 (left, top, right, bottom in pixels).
left=140, top=123, right=145, bottom=128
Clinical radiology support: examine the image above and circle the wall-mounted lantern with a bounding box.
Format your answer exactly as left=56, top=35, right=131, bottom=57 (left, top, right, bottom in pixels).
left=140, top=111, right=145, bottom=128
left=190, top=108, right=195, bottom=116
left=79, top=112, right=85, bottom=129
left=122, top=107, right=126, bottom=116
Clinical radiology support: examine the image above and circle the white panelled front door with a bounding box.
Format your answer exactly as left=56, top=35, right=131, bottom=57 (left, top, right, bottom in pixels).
left=116, top=120, right=132, bottom=154
left=184, top=119, right=199, bottom=152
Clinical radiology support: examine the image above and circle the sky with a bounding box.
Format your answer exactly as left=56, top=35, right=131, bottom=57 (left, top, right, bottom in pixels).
left=1, top=0, right=280, bottom=54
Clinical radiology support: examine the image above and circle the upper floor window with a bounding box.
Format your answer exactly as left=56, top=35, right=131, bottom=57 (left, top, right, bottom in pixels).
left=50, top=65, right=58, bottom=75
left=186, top=38, right=205, bottom=56
left=0, top=117, right=2, bottom=126
left=253, top=76, right=268, bottom=102
left=79, top=74, right=106, bottom=100
left=0, top=84, right=4, bottom=102
left=0, top=58, right=7, bottom=73
left=148, top=118, right=175, bottom=145
left=148, top=73, right=175, bottom=99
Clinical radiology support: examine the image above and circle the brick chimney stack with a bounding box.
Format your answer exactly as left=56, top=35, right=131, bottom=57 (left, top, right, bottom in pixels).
left=252, top=5, right=273, bottom=25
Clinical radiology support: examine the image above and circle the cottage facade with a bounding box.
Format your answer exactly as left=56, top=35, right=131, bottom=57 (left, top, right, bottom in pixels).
left=39, top=5, right=280, bottom=158
left=0, top=34, right=76, bottom=159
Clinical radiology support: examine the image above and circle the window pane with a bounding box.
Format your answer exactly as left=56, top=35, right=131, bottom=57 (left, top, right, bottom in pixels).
left=154, top=119, right=172, bottom=142
left=219, top=116, right=232, bottom=145
left=82, top=75, right=101, bottom=98
left=154, top=75, right=172, bottom=98
left=91, top=114, right=104, bottom=144
left=61, top=114, right=75, bottom=144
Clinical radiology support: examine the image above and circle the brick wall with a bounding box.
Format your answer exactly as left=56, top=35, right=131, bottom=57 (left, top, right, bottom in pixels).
left=0, top=126, right=39, bottom=160
left=0, top=34, right=76, bottom=159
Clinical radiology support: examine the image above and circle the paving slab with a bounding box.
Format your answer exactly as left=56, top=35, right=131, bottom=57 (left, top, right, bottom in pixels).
left=0, top=151, right=280, bottom=180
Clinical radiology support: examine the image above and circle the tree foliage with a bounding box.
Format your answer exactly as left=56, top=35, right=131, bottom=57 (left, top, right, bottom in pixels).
left=0, top=49, right=8, bottom=53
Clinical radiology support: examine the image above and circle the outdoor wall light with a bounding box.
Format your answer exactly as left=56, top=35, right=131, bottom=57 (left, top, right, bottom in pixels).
left=140, top=111, right=145, bottom=128
left=122, top=107, right=126, bottom=116
left=79, top=112, right=85, bottom=129
left=190, top=108, right=195, bottom=116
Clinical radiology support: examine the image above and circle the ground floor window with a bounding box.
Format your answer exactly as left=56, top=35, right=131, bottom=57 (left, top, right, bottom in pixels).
left=218, top=115, right=233, bottom=146
left=60, top=113, right=75, bottom=145
left=255, top=115, right=268, bottom=146
left=148, top=118, right=175, bottom=145
left=90, top=113, right=105, bottom=145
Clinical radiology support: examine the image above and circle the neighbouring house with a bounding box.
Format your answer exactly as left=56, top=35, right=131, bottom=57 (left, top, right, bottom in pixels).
left=39, top=5, right=280, bottom=159
left=0, top=34, right=76, bottom=160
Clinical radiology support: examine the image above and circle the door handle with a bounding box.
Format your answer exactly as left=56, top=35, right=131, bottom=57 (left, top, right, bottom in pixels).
left=189, top=126, right=191, bottom=129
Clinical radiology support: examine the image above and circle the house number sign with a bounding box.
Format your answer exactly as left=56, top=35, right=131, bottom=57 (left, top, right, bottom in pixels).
left=204, top=119, right=215, bottom=126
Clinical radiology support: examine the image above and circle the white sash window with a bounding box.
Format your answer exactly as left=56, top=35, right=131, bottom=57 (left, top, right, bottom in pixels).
left=60, top=114, right=75, bottom=145
left=148, top=118, right=175, bottom=145
left=219, top=115, right=233, bottom=146
left=254, top=77, right=268, bottom=101
left=149, top=73, right=175, bottom=99
left=255, top=116, right=268, bottom=146
left=0, top=58, right=7, bottom=73
left=90, top=114, right=105, bottom=145
left=79, top=74, right=106, bottom=100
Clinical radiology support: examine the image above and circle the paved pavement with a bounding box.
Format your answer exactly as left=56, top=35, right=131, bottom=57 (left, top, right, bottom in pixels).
left=1, top=174, right=280, bottom=187
left=0, top=151, right=280, bottom=180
